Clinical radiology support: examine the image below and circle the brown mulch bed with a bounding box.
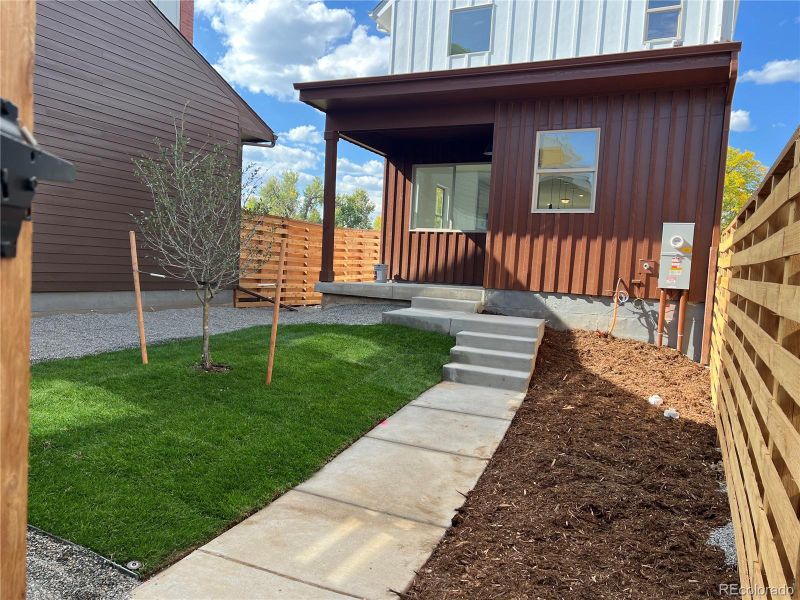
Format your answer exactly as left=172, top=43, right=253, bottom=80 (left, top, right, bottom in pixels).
left=405, top=328, right=736, bottom=600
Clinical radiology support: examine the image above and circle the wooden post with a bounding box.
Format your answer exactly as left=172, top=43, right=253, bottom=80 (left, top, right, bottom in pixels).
left=656, top=288, right=667, bottom=348
left=676, top=289, right=688, bottom=354
left=700, top=244, right=719, bottom=365
left=266, top=236, right=287, bottom=384
left=1, top=1, right=36, bottom=597
left=320, top=128, right=338, bottom=283
left=129, top=231, right=148, bottom=364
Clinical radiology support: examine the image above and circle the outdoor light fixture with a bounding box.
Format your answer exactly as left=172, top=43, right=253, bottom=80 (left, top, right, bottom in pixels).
left=483, top=142, right=492, bottom=156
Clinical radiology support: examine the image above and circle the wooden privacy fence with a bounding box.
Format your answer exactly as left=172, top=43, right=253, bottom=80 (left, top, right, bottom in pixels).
left=236, top=215, right=380, bottom=307
left=711, top=128, right=800, bottom=597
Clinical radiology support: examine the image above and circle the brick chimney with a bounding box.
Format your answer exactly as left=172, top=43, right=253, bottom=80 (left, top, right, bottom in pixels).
left=179, top=0, right=194, bottom=43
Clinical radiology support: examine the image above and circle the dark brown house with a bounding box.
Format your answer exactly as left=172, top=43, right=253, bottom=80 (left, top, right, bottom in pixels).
left=32, top=0, right=274, bottom=312
left=296, top=43, right=739, bottom=360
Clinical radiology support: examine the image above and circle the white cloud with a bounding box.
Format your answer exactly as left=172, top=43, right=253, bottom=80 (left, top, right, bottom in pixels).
left=740, top=59, right=800, bottom=84
left=337, top=158, right=384, bottom=205
left=243, top=139, right=384, bottom=208
left=198, top=0, right=390, bottom=100
left=243, top=142, right=320, bottom=180
left=730, top=109, right=754, bottom=133
left=280, top=125, right=323, bottom=146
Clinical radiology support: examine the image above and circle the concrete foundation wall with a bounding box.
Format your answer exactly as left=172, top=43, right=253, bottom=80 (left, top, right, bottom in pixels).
left=484, top=290, right=705, bottom=361
left=32, top=289, right=233, bottom=315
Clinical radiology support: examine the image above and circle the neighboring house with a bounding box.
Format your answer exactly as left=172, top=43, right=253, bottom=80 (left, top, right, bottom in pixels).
left=296, top=0, right=740, bottom=361
left=31, top=0, right=275, bottom=313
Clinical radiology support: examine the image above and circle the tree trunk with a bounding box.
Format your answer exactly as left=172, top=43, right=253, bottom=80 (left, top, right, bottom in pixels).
left=201, top=286, right=211, bottom=370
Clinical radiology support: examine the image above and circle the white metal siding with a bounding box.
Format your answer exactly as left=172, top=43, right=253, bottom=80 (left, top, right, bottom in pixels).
left=381, top=0, right=738, bottom=74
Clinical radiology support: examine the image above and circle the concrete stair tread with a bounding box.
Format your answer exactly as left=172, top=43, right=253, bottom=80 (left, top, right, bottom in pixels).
left=411, top=296, right=482, bottom=313
left=451, top=345, right=533, bottom=360
left=452, top=312, right=544, bottom=327
left=443, top=362, right=530, bottom=378
left=456, top=331, right=538, bottom=343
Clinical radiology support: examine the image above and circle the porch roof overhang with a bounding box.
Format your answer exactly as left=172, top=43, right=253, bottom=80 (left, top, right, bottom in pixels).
left=295, top=43, right=740, bottom=152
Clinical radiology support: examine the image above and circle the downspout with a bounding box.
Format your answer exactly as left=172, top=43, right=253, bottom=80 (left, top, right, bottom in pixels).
left=700, top=49, right=738, bottom=365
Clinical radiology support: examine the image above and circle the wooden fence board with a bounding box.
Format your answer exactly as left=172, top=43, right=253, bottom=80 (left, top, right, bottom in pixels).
left=711, top=128, right=800, bottom=599
left=236, top=215, right=381, bottom=307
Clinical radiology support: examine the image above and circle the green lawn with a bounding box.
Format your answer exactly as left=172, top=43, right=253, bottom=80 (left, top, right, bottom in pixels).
left=29, top=323, right=452, bottom=574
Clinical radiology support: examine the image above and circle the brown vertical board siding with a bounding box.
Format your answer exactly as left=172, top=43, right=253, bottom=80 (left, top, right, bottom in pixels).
left=382, top=140, right=487, bottom=285
left=466, top=86, right=727, bottom=301
left=31, top=0, right=267, bottom=293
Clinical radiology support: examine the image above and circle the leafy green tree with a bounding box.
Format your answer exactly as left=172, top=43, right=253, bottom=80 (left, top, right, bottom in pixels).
left=335, top=189, right=375, bottom=229
left=299, top=177, right=323, bottom=223
left=246, top=170, right=300, bottom=217
left=373, top=215, right=382, bottom=231
left=722, top=147, right=766, bottom=228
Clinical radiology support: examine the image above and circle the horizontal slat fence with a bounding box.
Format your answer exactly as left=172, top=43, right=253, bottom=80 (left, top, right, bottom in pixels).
left=711, top=127, right=800, bottom=598
left=237, top=215, right=380, bottom=307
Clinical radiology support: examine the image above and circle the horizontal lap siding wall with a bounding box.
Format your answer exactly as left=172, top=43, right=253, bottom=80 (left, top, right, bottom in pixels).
left=381, top=141, right=487, bottom=286
left=32, top=0, right=242, bottom=293
left=486, top=89, right=727, bottom=301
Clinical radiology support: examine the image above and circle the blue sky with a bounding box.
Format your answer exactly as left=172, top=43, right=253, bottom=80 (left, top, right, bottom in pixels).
left=729, top=0, right=800, bottom=164
left=193, top=0, right=800, bottom=206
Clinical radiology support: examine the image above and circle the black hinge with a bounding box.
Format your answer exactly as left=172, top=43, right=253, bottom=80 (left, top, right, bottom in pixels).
left=1, top=98, right=76, bottom=258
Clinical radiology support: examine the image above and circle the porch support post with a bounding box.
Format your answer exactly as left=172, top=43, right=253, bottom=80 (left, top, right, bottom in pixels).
left=320, top=129, right=338, bottom=282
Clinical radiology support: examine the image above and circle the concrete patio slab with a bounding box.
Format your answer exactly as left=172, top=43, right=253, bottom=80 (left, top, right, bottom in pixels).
left=367, top=404, right=511, bottom=459
left=410, top=381, right=524, bottom=420
left=133, top=550, right=351, bottom=600
left=199, top=490, right=445, bottom=600
left=296, top=436, right=487, bottom=528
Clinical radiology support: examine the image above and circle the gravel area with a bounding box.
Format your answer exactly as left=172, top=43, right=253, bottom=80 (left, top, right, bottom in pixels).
left=27, top=528, right=138, bottom=600
left=708, top=521, right=738, bottom=567
left=31, top=303, right=396, bottom=362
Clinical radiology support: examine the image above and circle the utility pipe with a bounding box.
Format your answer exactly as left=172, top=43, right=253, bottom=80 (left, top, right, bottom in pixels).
left=676, top=289, right=688, bottom=354
left=656, top=289, right=667, bottom=348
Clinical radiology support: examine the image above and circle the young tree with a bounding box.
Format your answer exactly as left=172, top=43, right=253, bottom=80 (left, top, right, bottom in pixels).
left=722, top=146, right=767, bottom=228
left=246, top=170, right=300, bottom=217
left=299, top=176, right=323, bottom=223
left=373, top=215, right=382, bottom=231
left=133, top=122, right=270, bottom=371
left=335, top=189, right=375, bottom=229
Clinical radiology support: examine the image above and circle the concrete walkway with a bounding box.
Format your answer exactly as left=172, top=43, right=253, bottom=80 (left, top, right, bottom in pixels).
left=133, top=382, right=524, bottom=600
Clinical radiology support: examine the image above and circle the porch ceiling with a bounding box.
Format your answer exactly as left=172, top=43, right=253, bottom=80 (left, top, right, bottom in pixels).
left=341, top=123, right=493, bottom=158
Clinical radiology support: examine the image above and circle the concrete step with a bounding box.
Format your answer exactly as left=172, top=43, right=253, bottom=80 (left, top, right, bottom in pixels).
left=456, top=331, right=538, bottom=354
left=449, top=313, right=544, bottom=338
left=450, top=346, right=534, bottom=372
left=411, top=296, right=482, bottom=313
left=382, top=307, right=454, bottom=334
left=443, top=363, right=531, bottom=392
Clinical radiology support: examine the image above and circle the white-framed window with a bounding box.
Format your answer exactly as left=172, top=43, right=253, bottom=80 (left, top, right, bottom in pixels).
left=645, top=0, right=683, bottom=42
left=532, top=129, right=600, bottom=213
left=411, top=163, right=491, bottom=232
left=448, top=4, right=494, bottom=56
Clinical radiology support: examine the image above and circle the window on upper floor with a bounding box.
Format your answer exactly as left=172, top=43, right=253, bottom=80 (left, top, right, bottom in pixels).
left=448, top=5, right=493, bottom=56
left=532, top=129, right=600, bottom=213
left=411, top=164, right=491, bottom=231
left=645, top=0, right=683, bottom=41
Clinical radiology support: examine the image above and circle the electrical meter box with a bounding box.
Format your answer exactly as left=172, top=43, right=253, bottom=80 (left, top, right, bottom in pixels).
left=658, top=222, right=695, bottom=290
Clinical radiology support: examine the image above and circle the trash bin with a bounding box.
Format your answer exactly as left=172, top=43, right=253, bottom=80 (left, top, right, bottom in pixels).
left=374, top=263, right=388, bottom=283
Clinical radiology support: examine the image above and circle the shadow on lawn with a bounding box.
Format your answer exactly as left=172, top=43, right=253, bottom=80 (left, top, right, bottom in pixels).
left=27, top=323, right=454, bottom=575
left=406, top=327, right=737, bottom=600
